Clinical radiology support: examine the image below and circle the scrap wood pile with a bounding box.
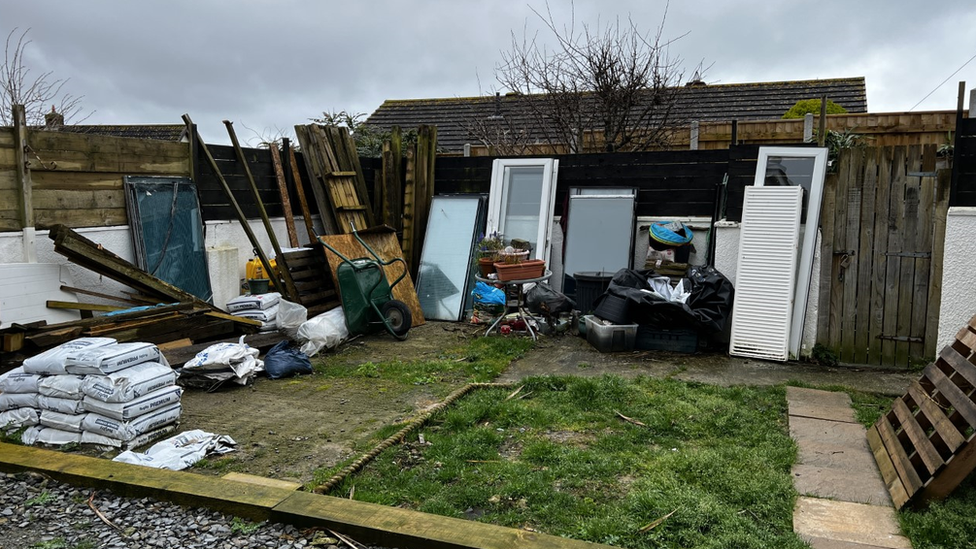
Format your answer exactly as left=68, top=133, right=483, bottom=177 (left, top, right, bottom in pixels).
left=0, top=225, right=262, bottom=365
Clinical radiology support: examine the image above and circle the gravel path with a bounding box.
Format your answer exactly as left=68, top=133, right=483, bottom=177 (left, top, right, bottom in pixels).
left=0, top=472, right=391, bottom=549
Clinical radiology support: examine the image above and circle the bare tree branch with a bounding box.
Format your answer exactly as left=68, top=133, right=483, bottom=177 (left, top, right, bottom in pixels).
left=1, top=27, right=91, bottom=126
left=467, top=1, right=696, bottom=153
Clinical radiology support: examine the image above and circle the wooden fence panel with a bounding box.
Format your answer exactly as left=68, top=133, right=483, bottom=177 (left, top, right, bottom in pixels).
left=819, top=145, right=947, bottom=367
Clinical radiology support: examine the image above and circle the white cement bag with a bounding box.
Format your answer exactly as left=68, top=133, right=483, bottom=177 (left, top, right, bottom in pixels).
left=297, top=307, right=349, bottom=357
left=39, top=410, right=86, bottom=433
left=65, top=342, right=163, bottom=375
left=0, top=393, right=38, bottom=411
left=113, top=429, right=236, bottom=471
left=0, top=367, right=43, bottom=394
left=38, top=375, right=88, bottom=399
left=82, top=385, right=182, bottom=421
left=22, top=425, right=82, bottom=446
left=276, top=299, right=307, bottom=340
left=82, top=424, right=178, bottom=450
left=81, top=362, right=178, bottom=403
left=22, top=337, right=117, bottom=375
left=37, top=395, right=86, bottom=415
left=234, top=305, right=278, bottom=322
left=226, top=292, right=280, bottom=312
left=82, top=403, right=181, bottom=441
left=183, top=337, right=259, bottom=374
left=0, top=408, right=39, bottom=432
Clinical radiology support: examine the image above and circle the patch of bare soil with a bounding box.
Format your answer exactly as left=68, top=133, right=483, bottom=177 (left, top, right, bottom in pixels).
left=176, top=321, right=479, bottom=485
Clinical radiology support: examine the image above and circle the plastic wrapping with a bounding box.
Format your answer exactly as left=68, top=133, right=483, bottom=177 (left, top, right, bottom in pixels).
left=263, top=341, right=313, bottom=380
left=297, top=307, right=349, bottom=357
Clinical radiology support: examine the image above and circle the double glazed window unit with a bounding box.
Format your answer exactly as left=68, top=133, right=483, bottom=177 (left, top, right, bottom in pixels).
left=486, top=159, right=559, bottom=264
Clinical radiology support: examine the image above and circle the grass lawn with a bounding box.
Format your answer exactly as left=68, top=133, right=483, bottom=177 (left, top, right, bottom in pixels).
left=311, top=374, right=807, bottom=548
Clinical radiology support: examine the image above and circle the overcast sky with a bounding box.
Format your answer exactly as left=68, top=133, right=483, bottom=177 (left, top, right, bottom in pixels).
left=4, top=0, right=976, bottom=144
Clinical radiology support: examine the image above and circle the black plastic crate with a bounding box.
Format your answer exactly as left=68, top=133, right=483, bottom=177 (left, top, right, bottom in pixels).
left=635, top=326, right=698, bottom=353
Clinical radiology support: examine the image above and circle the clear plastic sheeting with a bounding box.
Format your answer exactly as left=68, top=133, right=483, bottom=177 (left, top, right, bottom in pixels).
left=416, top=196, right=485, bottom=321
left=124, top=176, right=213, bottom=302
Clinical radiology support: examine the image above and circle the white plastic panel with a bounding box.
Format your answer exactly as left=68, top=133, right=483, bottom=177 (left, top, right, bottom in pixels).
left=564, top=194, right=635, bottom=277
left=729, top=186, right=803, bottom=362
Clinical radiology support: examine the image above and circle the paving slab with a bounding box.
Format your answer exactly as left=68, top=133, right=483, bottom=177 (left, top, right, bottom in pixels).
left=803, top=536, right=900, bottom=549
left=787, top=386, right=858, bottom=423
left=796, top=439, right=882, bottom=470
left=793, top=497, right=911, bottom=549
left=792, top=464, right=892, bottom=506
left=789, top=416, right=874, bottom=453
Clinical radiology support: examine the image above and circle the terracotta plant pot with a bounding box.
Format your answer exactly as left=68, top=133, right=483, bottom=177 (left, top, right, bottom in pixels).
left=478, top=257, right=497, bottom=277
left=493, top=259, right=546, bottom=282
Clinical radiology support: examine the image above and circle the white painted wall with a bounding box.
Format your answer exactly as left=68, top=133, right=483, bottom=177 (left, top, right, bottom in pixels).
left=938, top=207, right=976, bottom=351
left=0, top=216, right=308, bottom=320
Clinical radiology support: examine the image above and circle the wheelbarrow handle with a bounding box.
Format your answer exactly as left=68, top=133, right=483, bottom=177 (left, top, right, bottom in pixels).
left=350, top=227, right=409, bottom=290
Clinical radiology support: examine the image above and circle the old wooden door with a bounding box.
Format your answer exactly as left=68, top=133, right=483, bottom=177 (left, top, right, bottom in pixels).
left=816, top=145, right=950, bottom=367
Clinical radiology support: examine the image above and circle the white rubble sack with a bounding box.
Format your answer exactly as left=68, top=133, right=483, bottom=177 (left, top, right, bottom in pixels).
left=82, top=385, right=182, bottom=421
left=82, top=403, right=182, bottom=441
left=22, top=425, right=82, bottom=446
left=38, top=375, right=88, bottom=399
left=226, top=292, right=280, bottom=312
left=37, top=395, right=85, bottom=415
left=22, top=337, right=117, bottom=375
left=82, top=424, right=178, bottom=450
left=113, top=429, right=237, bottom=471
left=0, top=393, right=39, bottom=411
left=81, top=362, right=178, bottom=403
left=180, top=337, right=263, bottom=386
left=65, top=342, right=163, bottom=375
left=297, top=307, right=349, bottom=357
left=39, top=410, right=86, bottom=433
left=0, top=408, right=39, bottom=432
left=0, top=367, right=43, bottom=394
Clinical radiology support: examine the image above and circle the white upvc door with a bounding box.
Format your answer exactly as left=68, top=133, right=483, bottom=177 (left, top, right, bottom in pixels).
left=486, top=158, right=559, bottom=264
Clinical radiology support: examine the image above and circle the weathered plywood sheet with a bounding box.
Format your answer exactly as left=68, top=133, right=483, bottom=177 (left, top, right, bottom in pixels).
left=319, top=228, right=425, bottom=327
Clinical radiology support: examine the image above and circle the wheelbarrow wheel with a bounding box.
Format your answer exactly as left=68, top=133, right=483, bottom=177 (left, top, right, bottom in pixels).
left=381, top=300, right=412, bottom=337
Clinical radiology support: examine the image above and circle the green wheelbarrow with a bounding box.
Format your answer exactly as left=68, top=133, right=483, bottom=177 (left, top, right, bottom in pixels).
left=318, top=228, right=412, bottom=340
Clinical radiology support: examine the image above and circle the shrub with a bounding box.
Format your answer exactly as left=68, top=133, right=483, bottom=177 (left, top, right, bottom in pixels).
left=782, top=99, right=847, bottom=119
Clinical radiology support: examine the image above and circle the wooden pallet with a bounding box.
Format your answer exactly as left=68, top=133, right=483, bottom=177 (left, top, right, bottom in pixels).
left=278, top=244, right=341, bottom=317
left=868, top=313, right=976, bottom=508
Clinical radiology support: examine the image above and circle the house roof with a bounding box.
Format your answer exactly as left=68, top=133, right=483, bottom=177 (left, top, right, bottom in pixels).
left=52, top=124, right=188, bottom=141
left=365, top=77, right=867, bottom=152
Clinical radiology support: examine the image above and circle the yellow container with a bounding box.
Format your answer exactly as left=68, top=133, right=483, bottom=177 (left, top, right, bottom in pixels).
left=246, top=257, right=277, bottom=286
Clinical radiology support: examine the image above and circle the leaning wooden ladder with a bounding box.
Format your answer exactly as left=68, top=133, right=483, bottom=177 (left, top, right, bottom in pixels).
left=869, top=313, right=976, bottom=508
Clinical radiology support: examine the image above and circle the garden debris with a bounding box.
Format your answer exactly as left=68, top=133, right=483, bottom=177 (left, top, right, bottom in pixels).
left=177, top=336, right=263, bottom=390
left=639, top=509, right=677, bottom=533
left=88, top=491, right=123, bottom=532
left=113, top=429, right=237, bottom=470
left=615, top=410, right=647, bottom=427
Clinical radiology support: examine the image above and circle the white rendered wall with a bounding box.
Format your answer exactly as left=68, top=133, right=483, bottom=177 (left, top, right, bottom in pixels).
left=938, top=207, right=976, bottom=351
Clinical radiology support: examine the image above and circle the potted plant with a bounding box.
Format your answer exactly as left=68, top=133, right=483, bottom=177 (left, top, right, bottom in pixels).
left=476, top=232, right=505, bottom=276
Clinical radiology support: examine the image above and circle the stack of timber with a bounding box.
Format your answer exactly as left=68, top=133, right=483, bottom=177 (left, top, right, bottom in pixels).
left=868, top=312, right=976, bottom=509
left=0, top=226, right=260, bottom=362
left=294, top=124, right=374, bottom=235
left=401, top=125, right=437, bottom=277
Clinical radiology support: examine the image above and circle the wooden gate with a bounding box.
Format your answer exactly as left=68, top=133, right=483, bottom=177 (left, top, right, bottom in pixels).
left=816, top=145, right=951, bottom=367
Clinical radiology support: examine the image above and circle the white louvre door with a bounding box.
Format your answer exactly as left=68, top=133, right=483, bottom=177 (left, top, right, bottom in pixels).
left=729, top=186, right=803, bottom=361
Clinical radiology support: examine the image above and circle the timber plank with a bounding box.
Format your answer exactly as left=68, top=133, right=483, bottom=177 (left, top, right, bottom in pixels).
left=31, top=171, right=123, bottom=190
left=35, top=208, right=127, bottom=229
left=875, top=414, right=924, bottom=494
left=925, top=170, right=951, bottom=358
left=841, top=150, right=864, bottom=362
left=895, top=145, right=920, bottom=366
left=869, top=147, right=893, bottom=365
left=908, top=380, right=965, bottom=453
left=816, top=174, right=838, bottom=346
left=33, top=189, right=126, bottom=210
left=269, top=145, right=299, bottom=248
left=293, top=125, right=339, bottom=235
left=938, top=346, right=976, bottom=391
left=911, top=145, right=937, bottom=360
left=828, top=148, right=853, bottom=354
left=867, top=424, right=911, bottom=509
left=855, top=147, right=878, bottom=364
left=916, top=432, right=976, bottom=505
left=891, top=398, right=943, bottom=476
left=925, top=362, right=976, bottom=429
left=882, top=147, right=907, bottom=366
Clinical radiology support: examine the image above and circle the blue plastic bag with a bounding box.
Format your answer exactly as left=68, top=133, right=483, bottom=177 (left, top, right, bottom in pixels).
left=472, top=281, right=506, bottom=306
left=263, top=341, right=313, bottom=379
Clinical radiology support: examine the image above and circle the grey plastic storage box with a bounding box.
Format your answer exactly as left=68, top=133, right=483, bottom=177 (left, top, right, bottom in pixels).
left=585, top=315, right=637, bottom=353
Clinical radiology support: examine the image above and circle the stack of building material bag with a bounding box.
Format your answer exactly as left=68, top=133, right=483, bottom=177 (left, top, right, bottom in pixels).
left=226, top=292, right=280, bottom=331
left=0, top=337, right=182, bottom=450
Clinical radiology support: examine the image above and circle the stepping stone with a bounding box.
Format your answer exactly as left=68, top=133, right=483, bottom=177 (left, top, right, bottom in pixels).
left=787, top=387, right=857, bottom=423
left=793, top=497, right=911, bottom=549
left=789, top=416, right=873, bottom=453
left=792, top=464, right=892, bottom=506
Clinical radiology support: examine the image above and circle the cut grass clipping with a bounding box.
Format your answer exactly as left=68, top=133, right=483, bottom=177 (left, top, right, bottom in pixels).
left=317, top=375, right=806, bottom=548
